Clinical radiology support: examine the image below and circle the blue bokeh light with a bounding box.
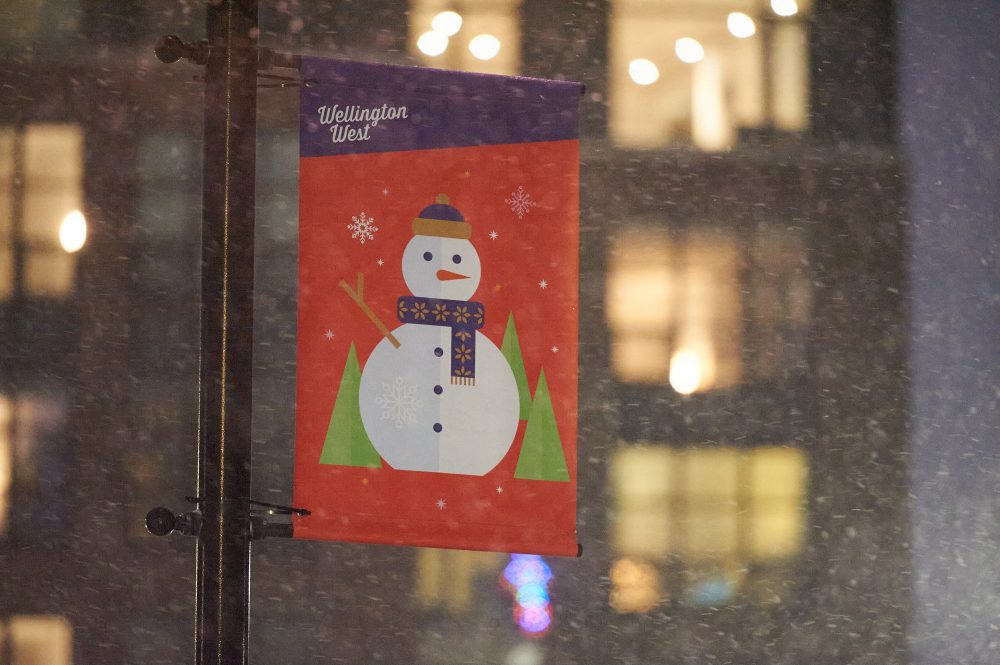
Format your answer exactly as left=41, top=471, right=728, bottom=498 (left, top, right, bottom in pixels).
left=502, top=554, right=554, bottom=637
left=516, top=582, right=549, bottom=609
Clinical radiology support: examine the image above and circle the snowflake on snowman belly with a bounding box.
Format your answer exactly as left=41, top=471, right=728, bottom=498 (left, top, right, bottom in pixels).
left=376, top=376, right=424, bottom=429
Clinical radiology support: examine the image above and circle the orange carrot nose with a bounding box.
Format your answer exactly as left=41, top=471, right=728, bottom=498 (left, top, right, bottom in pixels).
left=436, top=269, right=468, bottom=281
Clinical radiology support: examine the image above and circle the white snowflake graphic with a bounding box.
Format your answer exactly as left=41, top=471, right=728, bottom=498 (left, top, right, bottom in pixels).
left=376, top=376, right=424, bottom=429
left=376, top=258, right=384, bottom=266
left=551, top=345, right=559, bottom=354
left=505, top=185, right=538, bottom=219
left=488, top=230, right=499, bottom=240
left=324, top=329, right=335, bottom=340
left=436, top=498, right=447, bottom=510
left=496, top=486, right=504, bottom=495
left=347, top=211, right=379, bottom=244
left=538, top=278, right=548, bottom=289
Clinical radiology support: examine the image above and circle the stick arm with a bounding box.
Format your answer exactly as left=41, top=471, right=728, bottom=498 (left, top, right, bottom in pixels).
left=339, top=273, right=402, bottom=348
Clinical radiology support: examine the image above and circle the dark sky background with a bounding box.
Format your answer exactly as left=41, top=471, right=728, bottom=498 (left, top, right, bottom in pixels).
left=901, top=1, right=1000, bottom=663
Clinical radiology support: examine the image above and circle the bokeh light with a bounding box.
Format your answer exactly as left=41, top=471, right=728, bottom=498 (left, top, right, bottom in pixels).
left=417, top=30, right=448, bottom=56
left=59, top=210, right=87, bottom=253
left=674, top=37, right=705, bottom=64
left=469, top=34, right=501, bottom=60
left=628, top=58, right=660, bottom=85
left=431, top=10, right=463, bottom=36
left=727, top=12, right=757, bottom=38
left=515, top=605, right=552, bottom=634
left=771, top=0, right=799, bottom=17
left=502, top=555, right=553, bottom=637
left=669, top=349, right=702, bottom=394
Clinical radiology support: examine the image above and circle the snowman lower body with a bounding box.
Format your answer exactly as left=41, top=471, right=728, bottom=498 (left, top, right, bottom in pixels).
left=359, top=323, right=519, bottom=475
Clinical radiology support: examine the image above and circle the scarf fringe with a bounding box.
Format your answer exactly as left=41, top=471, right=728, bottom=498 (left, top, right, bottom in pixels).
left=451, top=377, right=476, bottom=386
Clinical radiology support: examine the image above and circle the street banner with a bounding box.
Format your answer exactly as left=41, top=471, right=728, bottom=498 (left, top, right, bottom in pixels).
left=294, top=58, right=580, bottom=556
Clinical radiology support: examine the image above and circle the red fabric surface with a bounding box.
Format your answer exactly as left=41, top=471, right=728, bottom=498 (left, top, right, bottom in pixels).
left=294, top=140, right=578, bottom=556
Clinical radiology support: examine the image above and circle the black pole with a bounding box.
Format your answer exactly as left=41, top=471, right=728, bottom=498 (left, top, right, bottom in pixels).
left=196, top=1, right=258, bottom=663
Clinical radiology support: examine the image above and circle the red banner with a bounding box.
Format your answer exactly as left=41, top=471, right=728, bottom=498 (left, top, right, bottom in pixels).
left=293, top=59, right=580, bottom=556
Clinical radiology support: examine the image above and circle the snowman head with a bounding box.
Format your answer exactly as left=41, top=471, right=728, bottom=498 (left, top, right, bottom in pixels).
left=402, top=194, right=482, bottom=301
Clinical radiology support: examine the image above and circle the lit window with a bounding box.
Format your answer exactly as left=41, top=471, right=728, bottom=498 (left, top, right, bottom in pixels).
left=681, top=447, right=741, bottom=560
left=3, top=615, right=73, bottom=665
left=0, top=393, right=70, bottom=541
left=0, top=396, right=10, bottom=535
left=747, top=446, right=807, bottom=559
left=610, top=444, right=807, bottom=610
left=416, top=548, right=504, bottom=613
left=0, top=124, right=85, bottom=299
left=611, top=446, right=674, bottom=559
left=607, top=226, right=742, bottom=391
left=609, top=0, right=811, bottom=149
left=409, top=0, right=521, bottom=75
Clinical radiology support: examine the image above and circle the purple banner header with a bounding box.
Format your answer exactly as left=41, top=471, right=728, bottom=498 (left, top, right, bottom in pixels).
left=299, top=57, right=583, bottom=158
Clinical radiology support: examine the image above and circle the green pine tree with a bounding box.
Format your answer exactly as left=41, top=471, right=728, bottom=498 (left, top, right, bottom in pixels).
left=319, top=342, right=382, bottom=468
left=514, top=368, right=570, bottom=482
left=500, top=312, right=532, bottom=420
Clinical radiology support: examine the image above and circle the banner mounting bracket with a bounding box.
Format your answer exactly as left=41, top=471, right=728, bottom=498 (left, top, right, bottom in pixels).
left=154, top=33, right=304, bottom=75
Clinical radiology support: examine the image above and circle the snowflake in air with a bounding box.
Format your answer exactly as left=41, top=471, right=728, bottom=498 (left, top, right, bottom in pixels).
left=347, top=212, right=379, bottom=244
left=505, top=185, right=538, bottom=219
left=376, top=376, right=424, bottom=429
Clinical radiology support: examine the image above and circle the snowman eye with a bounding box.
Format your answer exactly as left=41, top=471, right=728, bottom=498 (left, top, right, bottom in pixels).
left=422, top=251, right=433, bottom=261
left=452, top=254, right=462, bottom=264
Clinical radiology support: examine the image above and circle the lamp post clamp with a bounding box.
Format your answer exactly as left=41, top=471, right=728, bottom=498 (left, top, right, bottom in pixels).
left=144, top=497, right=308, bottom=540
left=155, top=34, right=302, bottom=72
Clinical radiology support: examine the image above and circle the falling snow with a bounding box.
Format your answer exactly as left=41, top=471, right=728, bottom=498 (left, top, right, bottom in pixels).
left=348, top=211, right=379, bottom=244
left=505, top=185, right=538, bottom=219
left=376, top=376, right=424, bottom=428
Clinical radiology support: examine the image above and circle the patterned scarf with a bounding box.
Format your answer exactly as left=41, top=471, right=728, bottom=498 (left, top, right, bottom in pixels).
left=397, top=296, right=485, bottom=385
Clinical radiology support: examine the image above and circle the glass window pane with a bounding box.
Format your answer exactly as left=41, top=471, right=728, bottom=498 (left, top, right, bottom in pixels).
left=610, top=0, right=811, bottom=148
left=24, top=251, right=74, bottom=296
left=8, top=615, right=73, bottom=665
left=23, top=125, right=82, bottom=184
left=0, top=396, right=11, bottom=536
left=0, top=248, right=12, bottom=299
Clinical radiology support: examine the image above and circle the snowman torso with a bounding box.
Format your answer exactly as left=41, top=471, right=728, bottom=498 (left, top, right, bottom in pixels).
left=359, top=323, right=519, bottom=475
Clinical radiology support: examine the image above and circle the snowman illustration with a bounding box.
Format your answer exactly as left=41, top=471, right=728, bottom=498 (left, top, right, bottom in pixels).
left=344, top=194, right=520, bottom=475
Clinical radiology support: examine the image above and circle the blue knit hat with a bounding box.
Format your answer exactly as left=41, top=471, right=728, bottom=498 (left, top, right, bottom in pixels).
left=411, top=194, right=472, bottom=239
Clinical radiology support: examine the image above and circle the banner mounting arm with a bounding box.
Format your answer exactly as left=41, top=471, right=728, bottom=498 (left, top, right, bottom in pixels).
left=155, top=33, right=303, bottom=72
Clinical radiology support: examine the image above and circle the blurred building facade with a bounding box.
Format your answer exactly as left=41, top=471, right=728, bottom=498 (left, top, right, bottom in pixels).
left=0, top=1, right=909, bottom=664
